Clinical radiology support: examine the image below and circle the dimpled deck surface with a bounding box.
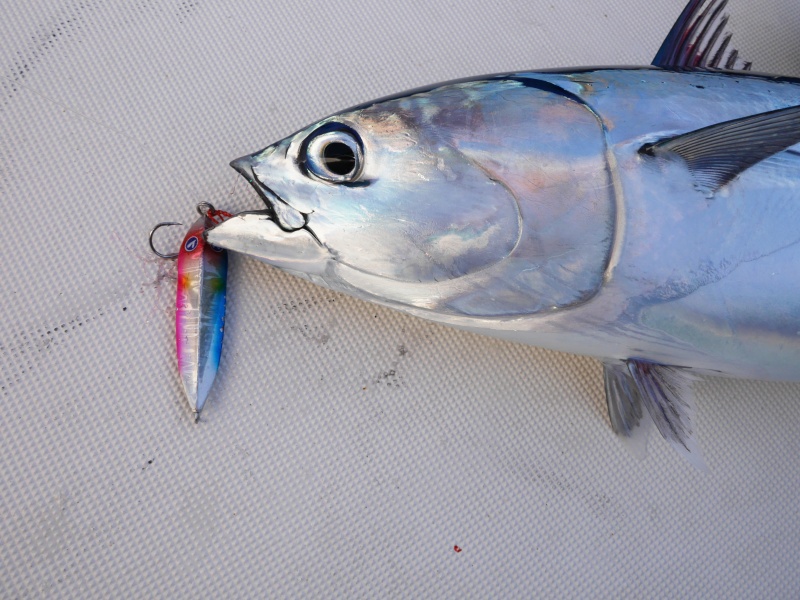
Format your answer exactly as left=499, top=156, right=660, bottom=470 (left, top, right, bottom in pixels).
left=2, top=1, right=800, bottom=596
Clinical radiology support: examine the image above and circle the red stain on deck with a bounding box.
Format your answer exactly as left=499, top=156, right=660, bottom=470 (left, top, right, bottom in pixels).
left=454, top=545, right=462, bottom=553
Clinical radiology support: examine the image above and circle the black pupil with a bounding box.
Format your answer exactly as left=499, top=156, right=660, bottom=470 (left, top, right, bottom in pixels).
left=322, top=141, right=356, bottom=176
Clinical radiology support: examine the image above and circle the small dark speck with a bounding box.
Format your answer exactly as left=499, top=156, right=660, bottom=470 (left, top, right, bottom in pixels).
left=122, top=307, right=127, bottom=311
left=694, top=85, right=705, bottom=89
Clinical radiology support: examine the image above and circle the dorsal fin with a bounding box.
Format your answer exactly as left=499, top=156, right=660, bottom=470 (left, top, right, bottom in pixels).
left=640, top=104, right=800, bottom=194
left=653, top=0, right=752, bottom=71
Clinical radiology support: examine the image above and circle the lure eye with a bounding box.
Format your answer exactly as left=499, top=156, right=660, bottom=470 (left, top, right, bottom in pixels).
left=303, top=126, right=363, bottom=183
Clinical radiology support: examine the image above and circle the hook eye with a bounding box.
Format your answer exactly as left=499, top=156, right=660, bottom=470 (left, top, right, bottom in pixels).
left=196, top=202, right=216, bottom=216
left=149, top=221, right=183, bottom=259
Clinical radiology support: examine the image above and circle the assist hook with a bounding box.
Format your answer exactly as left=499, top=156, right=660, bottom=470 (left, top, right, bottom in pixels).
left=149, top=203, right=220, bottom=260
left=148, top=221, right=183, bottom=260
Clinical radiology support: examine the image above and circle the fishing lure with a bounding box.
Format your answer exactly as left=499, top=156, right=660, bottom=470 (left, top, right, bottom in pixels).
left=206, top=0, right=800, bottom=466
left=151, top=203, right=232, bottom=419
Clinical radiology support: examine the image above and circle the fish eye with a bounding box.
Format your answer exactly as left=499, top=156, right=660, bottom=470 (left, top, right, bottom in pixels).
left=302, top=126, right=363, bottom=183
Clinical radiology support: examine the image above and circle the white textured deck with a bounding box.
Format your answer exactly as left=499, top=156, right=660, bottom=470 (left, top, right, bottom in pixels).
left=2, top=1, right=799, bottom=596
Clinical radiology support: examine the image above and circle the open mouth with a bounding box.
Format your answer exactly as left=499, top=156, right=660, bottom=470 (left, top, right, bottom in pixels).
left=230, top=156, right=308, bottom=233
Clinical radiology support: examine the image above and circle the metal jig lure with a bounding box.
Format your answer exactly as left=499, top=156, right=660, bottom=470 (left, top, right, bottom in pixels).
left=150, top=203, right=232, bottom=420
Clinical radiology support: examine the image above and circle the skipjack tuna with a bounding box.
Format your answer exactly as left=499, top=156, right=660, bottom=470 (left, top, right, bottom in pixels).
left=206, top=0, right=800, bottom=467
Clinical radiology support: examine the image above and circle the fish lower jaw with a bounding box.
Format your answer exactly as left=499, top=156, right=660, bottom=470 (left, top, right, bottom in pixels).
left=205, top=212, right=330, bottom=275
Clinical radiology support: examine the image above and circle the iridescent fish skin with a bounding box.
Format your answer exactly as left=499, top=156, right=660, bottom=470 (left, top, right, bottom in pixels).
left=209, top=69, right=800, bottom=381
left=176, top=209, right=229, bottom=416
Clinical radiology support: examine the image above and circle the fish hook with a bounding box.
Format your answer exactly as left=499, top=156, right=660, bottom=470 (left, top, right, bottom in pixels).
left=149, top=203, right=222, bottom=259
left=148, top=221, right=183, bottom=260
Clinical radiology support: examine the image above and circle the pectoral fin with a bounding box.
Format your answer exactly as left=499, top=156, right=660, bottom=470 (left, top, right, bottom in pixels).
left=640, top=104, right=800, bottom=194
left=603, top=362, right=652, bottom=460
left=653, top=0, right=751, bottom=70
left=604, top=359, right=705, bottom=469
left=626, top=359, right=706, bottom=471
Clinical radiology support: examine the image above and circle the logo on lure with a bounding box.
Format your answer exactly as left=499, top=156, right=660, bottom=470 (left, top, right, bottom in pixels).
left=207, top=0, right=800, bottom=467
left=184, top=236, right=199, bottom=253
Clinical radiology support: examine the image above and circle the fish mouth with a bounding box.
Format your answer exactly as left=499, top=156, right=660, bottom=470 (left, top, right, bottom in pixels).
left=230, top=155, right=309, bottom=234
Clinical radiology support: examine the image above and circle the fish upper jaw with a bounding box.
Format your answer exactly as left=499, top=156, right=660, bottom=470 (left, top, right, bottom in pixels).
left=230, top=154, right=306, bottom=232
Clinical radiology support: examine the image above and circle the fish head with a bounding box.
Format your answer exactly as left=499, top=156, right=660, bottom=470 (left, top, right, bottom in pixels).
left=208, top=78, right=615, bottom=321
left=220, top=107, right=522, bottom=283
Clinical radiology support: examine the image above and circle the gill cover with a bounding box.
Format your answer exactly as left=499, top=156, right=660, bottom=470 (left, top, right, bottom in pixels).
left=210, top=78, right=616, bottom=318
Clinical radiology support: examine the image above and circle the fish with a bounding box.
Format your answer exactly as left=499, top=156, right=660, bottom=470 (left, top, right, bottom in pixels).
left=206, top=0, right=800, bottom=467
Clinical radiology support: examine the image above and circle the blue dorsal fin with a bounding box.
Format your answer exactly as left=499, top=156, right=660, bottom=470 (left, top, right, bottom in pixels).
left=653, top=0, right=752, bottom=70
left=640, top=104, right=800, bottom=194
